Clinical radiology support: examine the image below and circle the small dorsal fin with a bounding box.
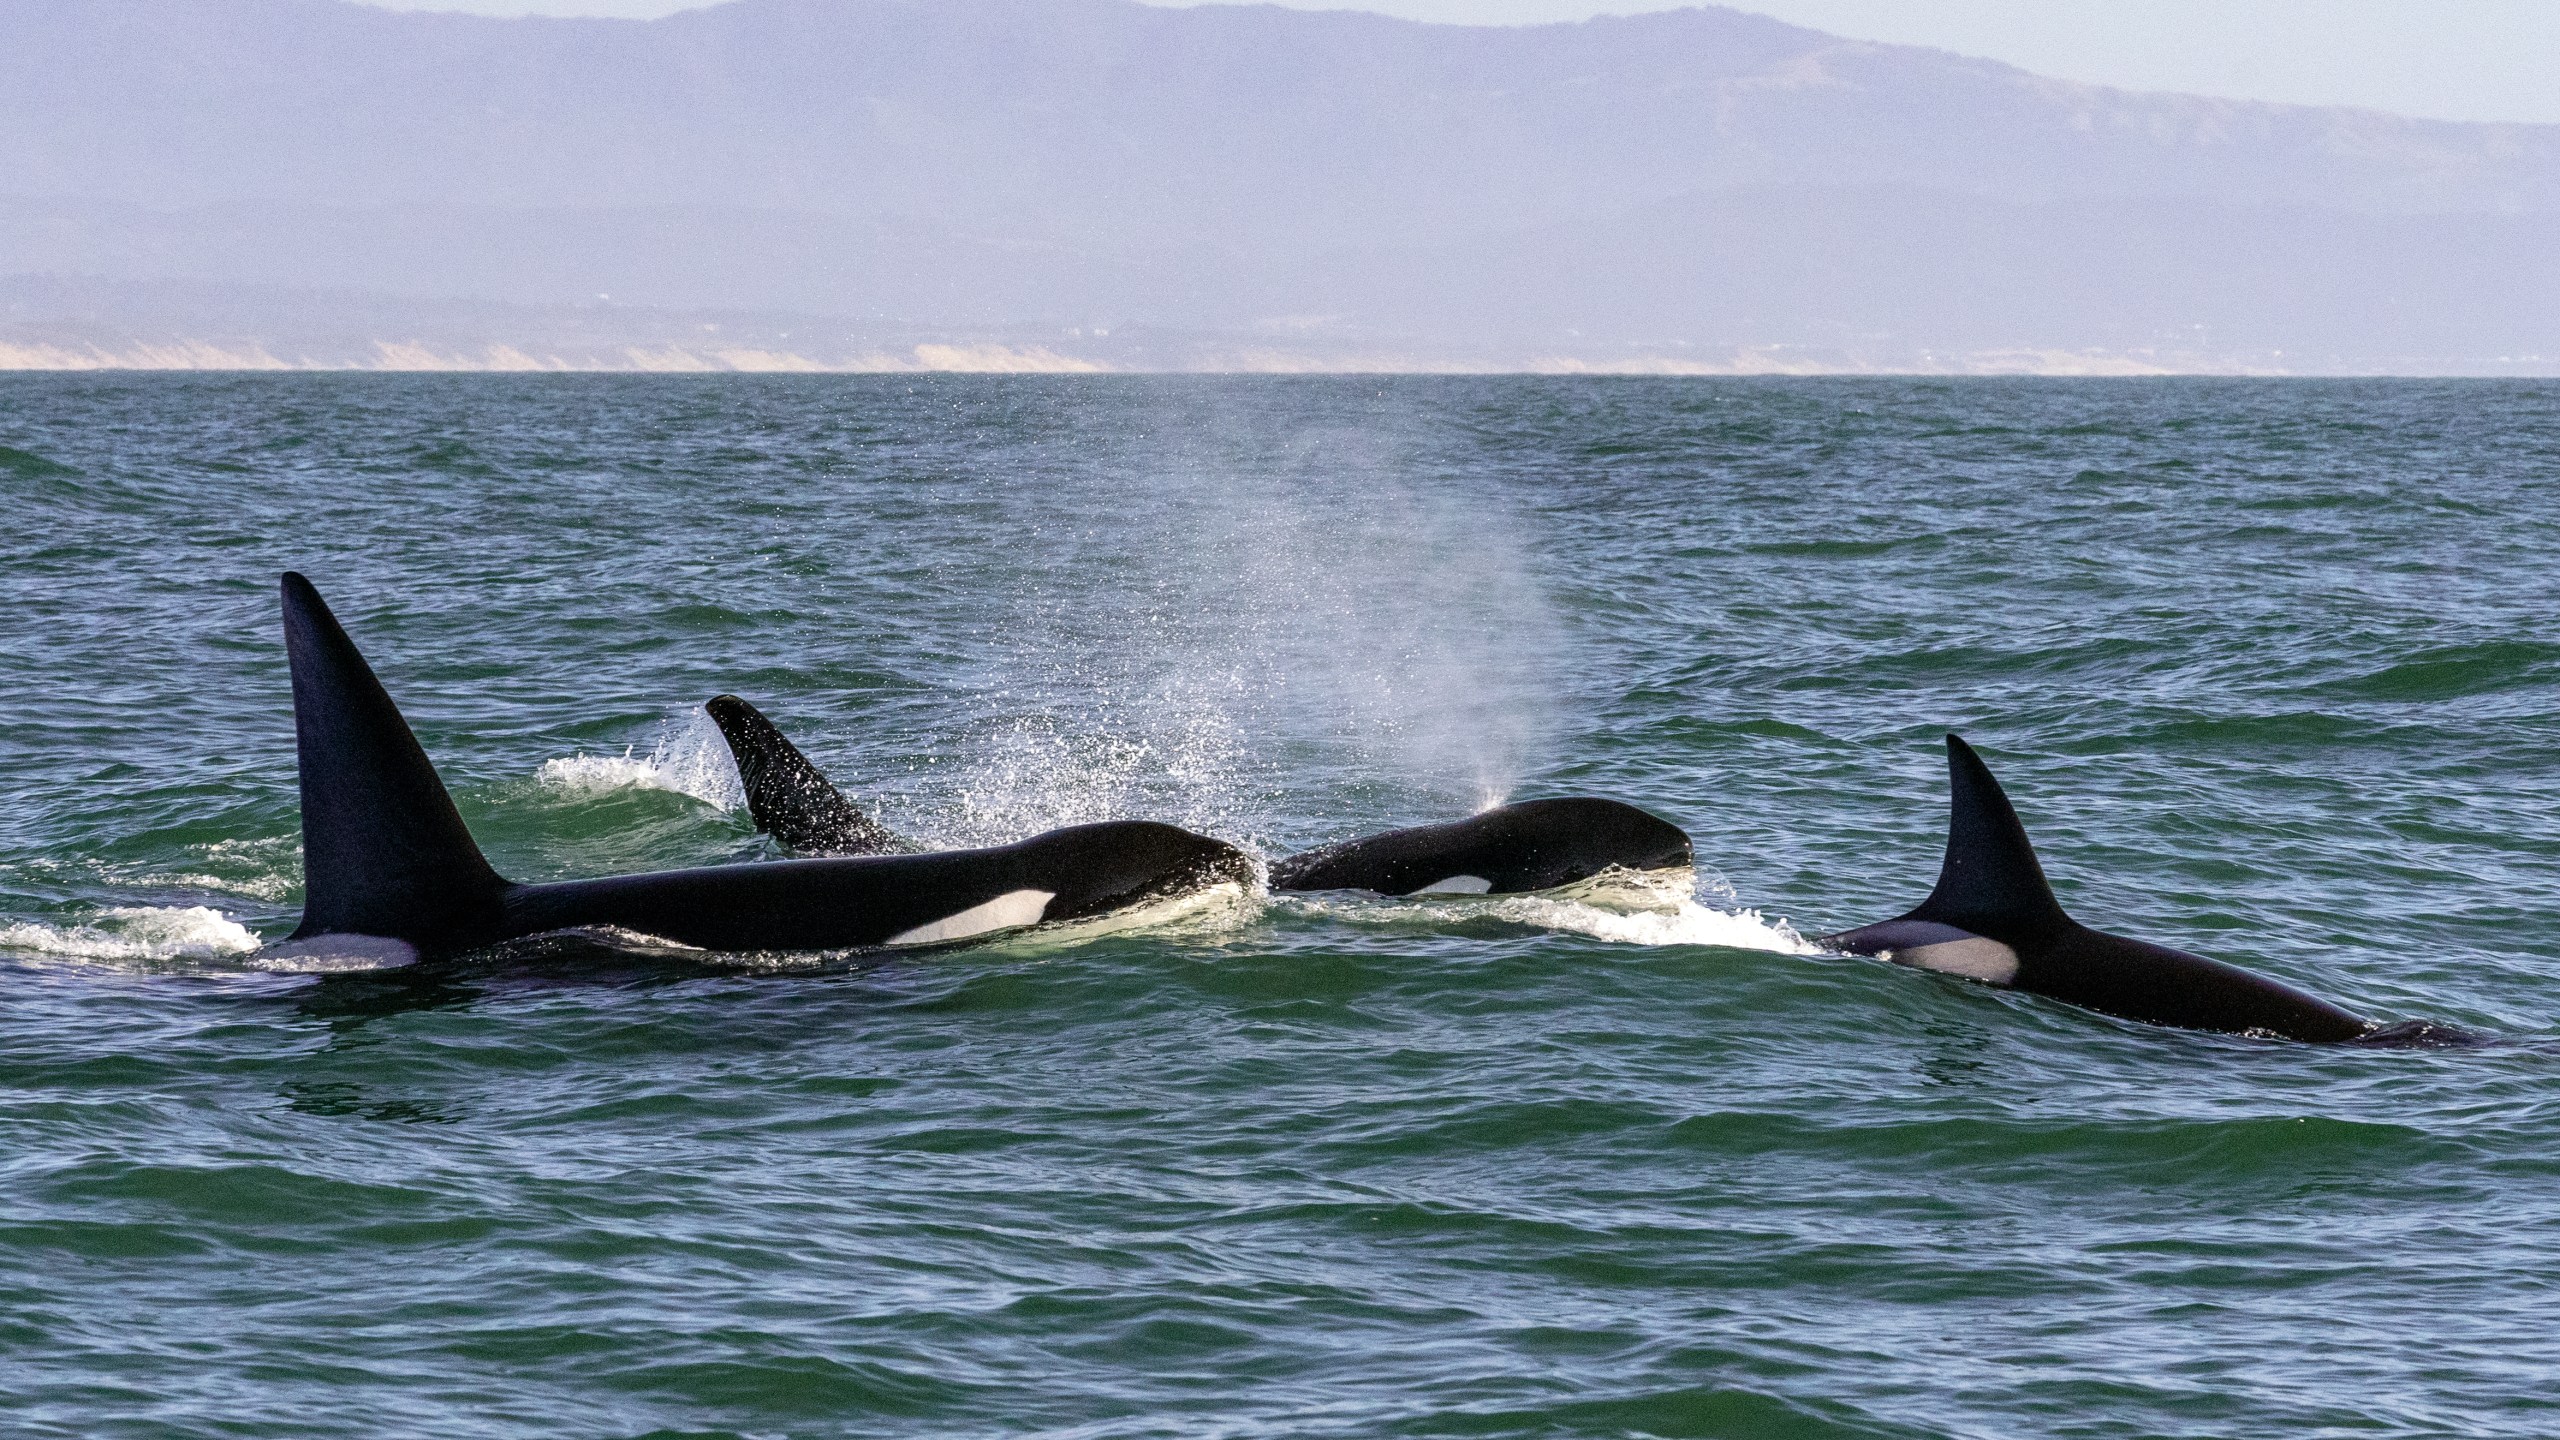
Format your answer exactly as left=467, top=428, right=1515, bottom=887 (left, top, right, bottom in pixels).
left=703, top=694, right=902, bottom=855
left=1906, top=734, right=2072, bottom=940
left=281, top=572, right=510, bottom=944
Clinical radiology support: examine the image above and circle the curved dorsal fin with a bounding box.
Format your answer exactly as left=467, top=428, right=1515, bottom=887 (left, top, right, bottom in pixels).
left=281, top=572, right=509, bottom=943
left=1906, top=733, right=2072, bottom=940
left=703, top=694, right=902, bottom=855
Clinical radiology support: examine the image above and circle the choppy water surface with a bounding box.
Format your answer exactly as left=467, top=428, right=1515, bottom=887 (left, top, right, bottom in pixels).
left=5, top=375, right=2560, bottom=1437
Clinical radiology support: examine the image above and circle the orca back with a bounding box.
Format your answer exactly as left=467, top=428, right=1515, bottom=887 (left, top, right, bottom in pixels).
left=2033, top=927, right=2372, bottom=1042
left=1269, top=797, right=1691, bottom=895
left=281, top=573, right=510, bottom=948
left=502, top=820, right=1253, bottom=952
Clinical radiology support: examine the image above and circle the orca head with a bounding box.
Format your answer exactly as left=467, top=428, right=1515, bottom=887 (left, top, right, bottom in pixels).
left=1616, top=804, right=1696, bottom=872
left=1476, top=796, right=1696, bottom=888
left=1498, top=798, right=1693, bottom=869
left=1020, top=821, right=1257, bottom=924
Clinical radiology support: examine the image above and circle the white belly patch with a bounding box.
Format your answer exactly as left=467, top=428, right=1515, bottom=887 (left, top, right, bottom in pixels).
left=1890, top=935, right=2022, bottom=986
left=1412, top=874, right=1495, bottom=895
left=888, top=889, right=1056, bottom=946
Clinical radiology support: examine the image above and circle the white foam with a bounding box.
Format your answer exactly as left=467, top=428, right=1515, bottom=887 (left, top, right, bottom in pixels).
left=1280, top=867, right=1817, bottom=955
left=1485, top=893, right=1814, bottom=953
left=1502, top=867, right=1816, bottom=952
left=536, top=752, right=666, bottom=796
left=537, top=706, right=744, bottom=809
left=984, top=881, right=1262, bottom=954
left=0, top=905, right=262, bottom=963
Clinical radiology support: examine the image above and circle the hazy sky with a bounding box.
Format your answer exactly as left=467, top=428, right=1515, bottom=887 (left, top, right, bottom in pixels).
left=357, top=0, right=2560, bottom=125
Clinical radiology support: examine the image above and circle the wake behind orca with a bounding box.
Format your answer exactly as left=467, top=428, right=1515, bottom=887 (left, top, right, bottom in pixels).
left=1822, top=735, right=2476, bottom=1045
left=273, top=574, right=1254, bottom=965
left=701, top=694, right=1692, bottom=897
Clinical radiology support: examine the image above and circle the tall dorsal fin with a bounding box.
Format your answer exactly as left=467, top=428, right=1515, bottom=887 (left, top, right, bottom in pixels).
left=1906, top=733, right=2072, bottom=940
left=281, top=572, right=509, bottom=944
left=703, top=694, right=901, bottom=855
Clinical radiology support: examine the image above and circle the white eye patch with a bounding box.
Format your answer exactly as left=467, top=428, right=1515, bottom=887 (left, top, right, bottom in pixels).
left=888, top=889, right=1056, bottom=946
left=1411, top=875, right=1494, bottom=895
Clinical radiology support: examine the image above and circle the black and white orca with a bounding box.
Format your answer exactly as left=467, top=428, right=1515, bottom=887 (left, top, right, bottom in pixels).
left=272, top=574, right=1254, bottom=964
left=1264, top=799, right=1693, bottom=897
left=1822, top=734, right=2470, bottom=1044
left=698, top=696, right=1693, bottom=898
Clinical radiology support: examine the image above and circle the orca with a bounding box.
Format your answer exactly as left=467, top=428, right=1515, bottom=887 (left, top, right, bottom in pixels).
left=1265, top=799, right=1694, bottom=897
left=272, top=573, right=1254, bottom=964
left=1821, top=734, right=2470, bottom=1045
left=697, top=696, right=1694, bottom=899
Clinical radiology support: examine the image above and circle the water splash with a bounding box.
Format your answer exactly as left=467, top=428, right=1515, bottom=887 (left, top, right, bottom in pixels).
left=1483, top=892, right=1813, bottom=953
left=926, top=398, right=1569, bottom=846
left=0, top=905, right=262, bottom=963
left=928, top=692, right=1260, bottom=849
left=982, top=879, right=1264, bottom=955
left=536, top=706, right=743, bottom=809
left=1275, top=868, right=1816, bottom=955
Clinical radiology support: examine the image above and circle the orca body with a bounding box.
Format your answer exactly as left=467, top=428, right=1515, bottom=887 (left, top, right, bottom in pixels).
left=704, top=693, right=905, bottom=855
left=276, top=573, right=1253, bottom=962
left=1821, top=735, right=2458, bottom=1044
left=698, top=696, right=1693, bottom=900
left=1266, top=798, right=1694, bottom=897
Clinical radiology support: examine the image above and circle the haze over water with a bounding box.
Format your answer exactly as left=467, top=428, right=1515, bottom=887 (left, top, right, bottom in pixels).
left=4, top=374, right=2559, bottom=1436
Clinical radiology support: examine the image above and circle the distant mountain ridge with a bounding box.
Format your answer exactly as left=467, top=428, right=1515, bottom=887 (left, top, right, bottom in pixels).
left=2, top=0, right=2555, bottom=372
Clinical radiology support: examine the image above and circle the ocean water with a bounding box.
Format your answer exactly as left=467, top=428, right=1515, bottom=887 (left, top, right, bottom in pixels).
left=4, top=373, right=2559, bottom=1438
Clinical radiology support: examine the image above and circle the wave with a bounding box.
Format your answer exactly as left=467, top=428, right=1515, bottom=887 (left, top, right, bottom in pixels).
left=124, top=837, right=302, bottom=903
left=1276, top=868, right=1816, bottom=954
left=535, top=706, right=743, bottom=809
left=1485, top=892, right=1814, bottom=952
left=1, top=907, right=428, bottom=975
left=0, top=444, right=80, bottom=478
left=3, top=840, right=304, bottom=910
left=136, top=870, right=298, bottom=904
left=0, top=905, right=262, bottom=963
left=985, top=880, right=1264, bottom=955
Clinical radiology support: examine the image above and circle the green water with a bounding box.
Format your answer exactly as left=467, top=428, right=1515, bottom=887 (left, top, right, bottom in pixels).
left=3, top=374, right=2558, bottom=1437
